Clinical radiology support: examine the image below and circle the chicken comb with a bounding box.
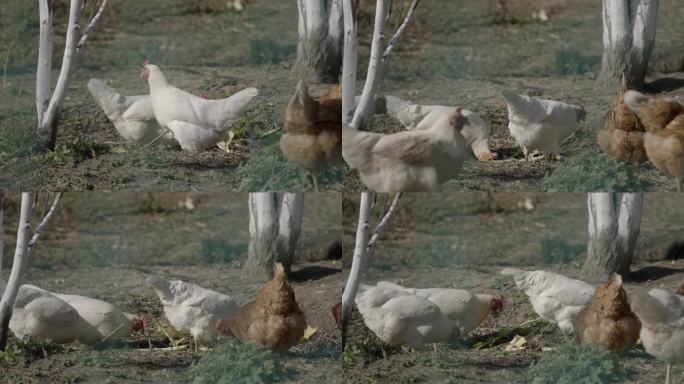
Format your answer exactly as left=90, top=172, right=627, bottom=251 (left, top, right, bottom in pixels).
left=273, top=262, right=286, bottom=279
left=143, top=59, right=149, bottom=67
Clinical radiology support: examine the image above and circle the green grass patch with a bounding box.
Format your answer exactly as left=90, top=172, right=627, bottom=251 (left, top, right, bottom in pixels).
left=247, top=38, right=295, bottom=65
left=0, top=125, right=41, bottom=159
left=199, top=236, right=246, bottom=264
left=190, top=341, right=291, bottom=384
left=237, top=139, right=340, bottom=191
left=0, top=336, right=65, bottom=368
left=40, top=137, right=111, bottom=166
left=554, top=48, right=600, bottom=76
left=527, top=343, right=631, bottom=384
left=342, top=337, right=401, bottom=370
left=542, top=153, right=645, bottom=192
left=540, top=236, right=584, bottom=264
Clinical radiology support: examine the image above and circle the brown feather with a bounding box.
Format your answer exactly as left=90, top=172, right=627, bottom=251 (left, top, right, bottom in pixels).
left=574, top=274, right=641, bottom=353
left=217, top=263, right=307, bottom=350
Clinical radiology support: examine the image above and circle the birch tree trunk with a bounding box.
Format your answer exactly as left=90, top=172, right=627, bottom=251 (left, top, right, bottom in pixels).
left=296, top=0, right=343, bottom=83
left=0, top=192, right=4, bottom=277
left=243, top=193, right=304, bottom=279
left=276, top=193, right=304, bottom=273
left=244, top=193, right=281, bottom=280
left=36, top=0, right=108, bottom=149
left=600, top=0, right=658, bottom=88
left=583, top=193, right=643, bottom=281
left=0, top=193, right=34, bottom=351
left=340, top=192, right=373, bottom=349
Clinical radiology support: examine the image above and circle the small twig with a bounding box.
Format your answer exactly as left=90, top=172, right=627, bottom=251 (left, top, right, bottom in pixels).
left=366, top=192, right=402, bottom=253
left=2, top=42, right=13, bottom=89
left=382, top=0, right=419, bottom=62
left=27, top=193, right=62, bottom=252
left=77, top=0, right=109, bottom=50
left=258, top=126, right=279, bottom=139
left=141, top=127, right=172, bottom=149
left=101, top=323, right=125, bottom=343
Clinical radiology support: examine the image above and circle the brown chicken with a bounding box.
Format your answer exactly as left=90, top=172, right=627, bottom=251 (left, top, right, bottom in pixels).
left=625, top=90, right=684, bottom=191
left=216, top=263, right=306, bottom=350
left=597, top=77, right=647, bottom=165
left=281, top=80, right=343, bottom=192
left=574, top=274, right=641, bottom=353
left=332, top=301, right=342, bottom=330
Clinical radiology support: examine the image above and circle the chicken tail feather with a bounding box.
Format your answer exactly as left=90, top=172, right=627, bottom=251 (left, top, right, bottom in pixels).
left=630, top=289, right=668, bottom=325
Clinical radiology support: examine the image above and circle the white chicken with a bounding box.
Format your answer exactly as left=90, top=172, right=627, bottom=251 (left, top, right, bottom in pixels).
left=142, top=62, right=258, bottom=151
left=146, top=275, right=241, bottom=351
left=501, top=89, right=586, bottom=160
left=384, top=95, right=498, bottom=161
left=500, top=268, right=596, bottom=334
left=52, top=292, right=142, bottom=341
left=630, top=288, right=684, bottom=384
left=375, top=281, right=504, bottom=338
left=1, top=278, right=141, bottom=345
left=342, top=107, right=469, bottom=192
left=87, top=78, right=174, bottom=145
left=7, top=284, right=102, bottom=344
left=355, top=284, right=453, bottom=348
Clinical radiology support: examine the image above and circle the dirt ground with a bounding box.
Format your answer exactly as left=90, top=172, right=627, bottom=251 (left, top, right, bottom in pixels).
left=0, top=193, right=343, bottom=384
left=342, top=193, right=684, bottom=383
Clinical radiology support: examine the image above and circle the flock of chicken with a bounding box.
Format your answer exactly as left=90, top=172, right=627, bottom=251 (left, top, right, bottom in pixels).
left=599, top=78, right=684, bottom=191
left=86, top=60, right=684, bottom=191
left=355, top=268, right=684, bottom=384
left=0, top=263, right=307, bottom=352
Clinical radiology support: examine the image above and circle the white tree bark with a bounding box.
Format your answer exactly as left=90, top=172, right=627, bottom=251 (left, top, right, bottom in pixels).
left=244, top=193, right=281, bottom=279
left=340, top=192, right=401, bottom=349
left=341, top=0, right=419, bottom=144
left=600, top=0, right=658, bottom=87
left=296, top=0, right=343, bottom=83
left=0, top=193, right=4, bottom=277
left=583, top=193, right=643, bottom=281
left=36, top=0, right=108, bottom=149
left=276, top=193, right=304, bottom=273
left=244, top=193, right=304, bottom=279
left=340, top=192, right=373, bottom=348
left=0, top=193, right=34, bottom=350
left=341, top=0, right=358, bottom=126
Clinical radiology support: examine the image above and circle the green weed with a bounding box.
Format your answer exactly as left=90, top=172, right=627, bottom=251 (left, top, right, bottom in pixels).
left=527, top=343, right=631, bottom=384
left=190, top=341, right=291, bottom=384
left=541, top=153, right=645, bottom=192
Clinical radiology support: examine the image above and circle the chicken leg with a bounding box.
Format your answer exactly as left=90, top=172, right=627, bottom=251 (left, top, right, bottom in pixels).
left=676, top=178, right=682, bottom=192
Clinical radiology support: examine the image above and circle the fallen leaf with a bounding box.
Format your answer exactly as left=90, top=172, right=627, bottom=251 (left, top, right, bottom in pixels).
left=505, top=335, right=527, bottom=351
left=216, top=131, right=236, bottom=153
left=301, top=326, right=317, bottom=341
